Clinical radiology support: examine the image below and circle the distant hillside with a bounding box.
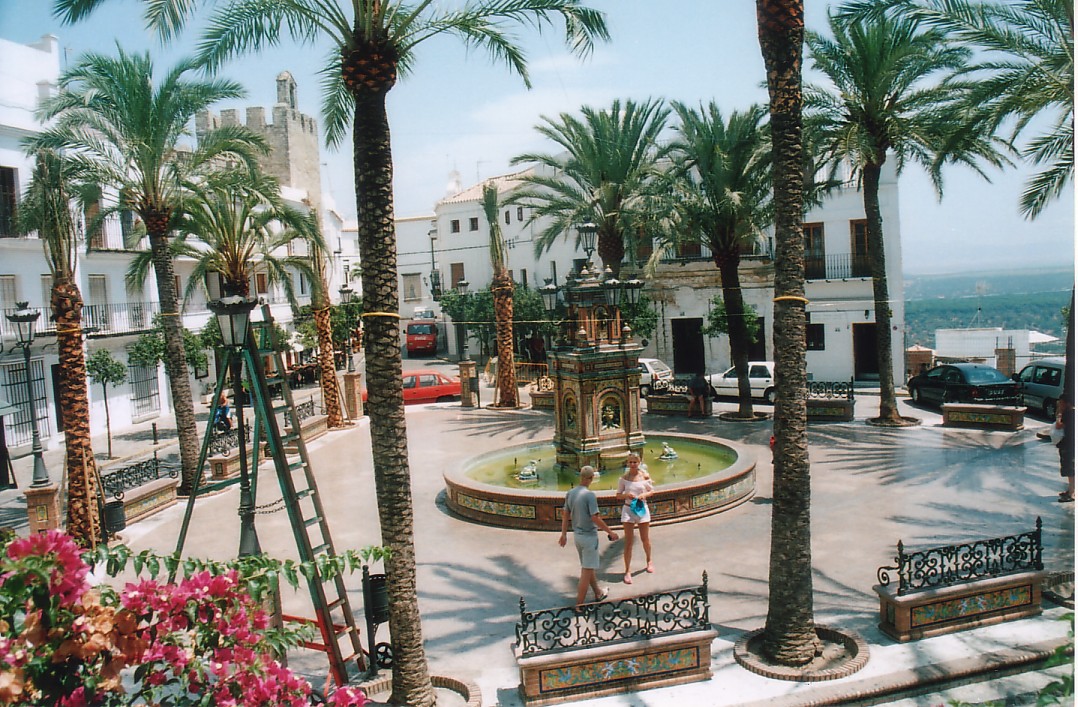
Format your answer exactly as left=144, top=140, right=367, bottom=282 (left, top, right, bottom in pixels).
left=903, top=268, right=1072, bottom=351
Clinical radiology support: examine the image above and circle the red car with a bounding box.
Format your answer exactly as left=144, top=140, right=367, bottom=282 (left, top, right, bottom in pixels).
left=362, top=370, right=461, bottom=404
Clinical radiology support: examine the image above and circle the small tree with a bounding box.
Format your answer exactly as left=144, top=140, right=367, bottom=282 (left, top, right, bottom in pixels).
left=128, top=315, right=208, bottom=374
left=85, top=349, right=126, bottom=459
left=703, top=295, right=761, bottom=345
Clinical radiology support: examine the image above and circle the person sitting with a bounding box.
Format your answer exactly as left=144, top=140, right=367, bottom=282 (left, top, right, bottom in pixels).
left=688, top=372, right=710, bottom=417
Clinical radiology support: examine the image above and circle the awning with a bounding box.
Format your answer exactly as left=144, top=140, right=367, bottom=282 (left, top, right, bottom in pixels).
left=0, top=397, right=20, bottom=417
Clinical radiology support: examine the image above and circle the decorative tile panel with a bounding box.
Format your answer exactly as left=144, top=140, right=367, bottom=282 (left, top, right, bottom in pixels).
left=456, top=493, right=537, bottom=519
left=538, top=647, right=701, bottom=693
left=691, top=475, right=753, bottom=510
left=910, top=585, right=1033, bottom=628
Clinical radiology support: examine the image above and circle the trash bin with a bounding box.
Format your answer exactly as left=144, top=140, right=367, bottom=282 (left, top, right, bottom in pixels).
left=103, top=500, right=126, bottom=534
left=364, top=572, right=390, bottom=624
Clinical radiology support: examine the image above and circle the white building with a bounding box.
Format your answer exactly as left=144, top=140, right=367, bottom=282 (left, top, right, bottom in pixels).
left=397, top=161, right=905, bottom=384
left=0, top=35, right=348, bottom=452
left=935, top=327, right=1058, bottom=370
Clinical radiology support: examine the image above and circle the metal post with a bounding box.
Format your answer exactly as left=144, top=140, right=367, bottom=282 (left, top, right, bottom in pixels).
left=346, top=336, right=355, bottom=373
left=231, top=352, right=261, bottom=557
left=23, top=345, right=48, bottom=488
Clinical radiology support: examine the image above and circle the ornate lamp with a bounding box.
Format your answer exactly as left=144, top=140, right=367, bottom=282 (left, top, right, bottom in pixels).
left=454, top=279, right=470, bottom=361
left=540, top=279, right=559, bottom=313
left=207, top=294, right=260, bottom=557
left=577, top=222, right=598, bottom=262
left=338, top=285, right=356, bottom=372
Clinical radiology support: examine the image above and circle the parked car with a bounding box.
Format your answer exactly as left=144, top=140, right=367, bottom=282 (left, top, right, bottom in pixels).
left=637, top=358, right=674, bottom=397
left=708, top=361, right=776, bottom=403
left=906, top=363, right=1019, bottom=408
left=362, top=370, right=460, bottom=404
left=1013, top=357, right=1065, bottom=418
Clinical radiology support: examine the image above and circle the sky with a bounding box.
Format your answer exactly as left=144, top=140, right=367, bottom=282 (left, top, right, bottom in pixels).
left=1, top=0, right=1074, bottom=276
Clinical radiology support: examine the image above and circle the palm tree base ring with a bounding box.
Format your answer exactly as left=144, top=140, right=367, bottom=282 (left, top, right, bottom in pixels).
left=717, top=411, right=771, bottom=423
left=354, top=673, right=481, bottom=706
left=733, top=625, right=869, bottom=682
left=866, top=416, right=922, bottom=428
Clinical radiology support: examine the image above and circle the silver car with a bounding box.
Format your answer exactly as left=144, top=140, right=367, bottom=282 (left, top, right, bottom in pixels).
left=638, top=358, right=673, bottom=398
left=1013, top=357, right=1065, bottom=418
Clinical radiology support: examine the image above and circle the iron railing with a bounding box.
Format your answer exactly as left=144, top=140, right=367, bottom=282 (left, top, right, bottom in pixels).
left=295, top=399, right=315, bottom=422
left=208, top=422, right=252, bottom=457
left=99, top=455, right=180, bottom=500
left=515, top=573, right=710, bottom=657
left=807, top=379, right=855, bottom=400
left=805, top=253, right=872, bottom=280
left=877, top=518, right=1043, bottom=596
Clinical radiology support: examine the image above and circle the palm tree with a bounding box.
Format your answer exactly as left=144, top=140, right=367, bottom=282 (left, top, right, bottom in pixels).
left=127, top=169, right=323, bottom=302
left=839, top=0, right=1073, bottom=219
left=16, top=149, right=101, bottom=547
left=310, top=242, right=347, bottom=428
left=510, top=98, right=671, bottom=276
left=805, top=10, right=1005, bottom=424
left=194, top=3, right=609, bottom=703
left=668, top=102, right=772, bottom=418
left=756, top=0, right=818, bottom=667
left=30, top=48, right=266, bottom=495
left=483, top=182, right=518, bottom=408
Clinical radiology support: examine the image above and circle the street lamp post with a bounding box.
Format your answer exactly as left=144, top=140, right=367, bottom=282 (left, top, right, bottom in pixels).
left=455, top=278, right=470, bottom=362
left=338, top=285, right=355, bottom=373
left=6, top=302, right=48, bottom=487
left=208, top=294, right=260, bottom=557
left=578, top=222, right=598, bottom=264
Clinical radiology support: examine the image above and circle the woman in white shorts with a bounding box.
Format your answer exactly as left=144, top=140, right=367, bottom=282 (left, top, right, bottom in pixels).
left=617, top=453, right=654, bottom=584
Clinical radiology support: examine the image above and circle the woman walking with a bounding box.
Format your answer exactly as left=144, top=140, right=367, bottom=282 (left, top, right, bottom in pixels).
left=617, top=453, right=655, bottom=584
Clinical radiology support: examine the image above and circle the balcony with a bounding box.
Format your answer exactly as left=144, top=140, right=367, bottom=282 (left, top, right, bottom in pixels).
left=0, top=301, right=161, bottom=340
left=806, top=253, right=872, bottom=281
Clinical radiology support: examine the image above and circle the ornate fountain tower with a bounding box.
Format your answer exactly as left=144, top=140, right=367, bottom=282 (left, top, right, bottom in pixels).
left=541, top=226, right=646, bottom=474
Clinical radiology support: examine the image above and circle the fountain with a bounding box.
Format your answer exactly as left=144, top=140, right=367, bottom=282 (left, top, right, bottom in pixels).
left=443, top=232, right=756, bottom=530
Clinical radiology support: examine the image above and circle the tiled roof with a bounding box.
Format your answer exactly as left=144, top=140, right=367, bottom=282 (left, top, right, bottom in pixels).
left=437, top=167, right=535, bottom=205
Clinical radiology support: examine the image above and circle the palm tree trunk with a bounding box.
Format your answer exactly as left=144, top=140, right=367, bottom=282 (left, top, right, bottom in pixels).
left=353, top=90, right=436, bottom=707
left=716, top=250, right=755, bottom=419
left=863, top=161, right=901, bottom=423
left=312, top=303, right=344, bottom=426
left=492, top=274, right=518, bottom=407
left=597, top=229, right=625, bottom=277
left=757, top=0, right=819, bottom=666
left=147, top=227, right=201, bottom=496
left=312, top=248, right=345, bottom=427
left=52, top=280, right=101, bottom=547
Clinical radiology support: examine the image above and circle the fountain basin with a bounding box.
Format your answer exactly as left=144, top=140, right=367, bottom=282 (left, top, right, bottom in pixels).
left=444, top=433, right=756, bottom=531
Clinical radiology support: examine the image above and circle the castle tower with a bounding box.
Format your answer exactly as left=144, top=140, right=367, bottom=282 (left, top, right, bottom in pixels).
left=195, top=71, right=323, bottom=208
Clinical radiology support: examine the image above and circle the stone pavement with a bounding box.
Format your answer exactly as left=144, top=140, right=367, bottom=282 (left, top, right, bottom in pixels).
left=1, top=376, right=1073, bottom=706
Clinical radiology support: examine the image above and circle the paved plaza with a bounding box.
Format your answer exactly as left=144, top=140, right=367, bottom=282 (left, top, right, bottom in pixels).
left=0, top=367, right=1073, bottom=705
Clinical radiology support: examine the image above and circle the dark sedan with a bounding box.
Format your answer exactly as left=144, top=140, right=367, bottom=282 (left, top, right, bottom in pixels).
left=906, top=363, right=1019, bottom=408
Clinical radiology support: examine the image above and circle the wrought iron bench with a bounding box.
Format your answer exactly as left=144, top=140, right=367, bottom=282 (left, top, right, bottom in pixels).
left=874, top=518, right=1045, bottom=641
left=807, top=379, right=855, bottom=421
left=99, top=454, right=181, bottom=526
left=645, top=380, right=712, bottom=417
left=514, top=573, right=716, bottom=705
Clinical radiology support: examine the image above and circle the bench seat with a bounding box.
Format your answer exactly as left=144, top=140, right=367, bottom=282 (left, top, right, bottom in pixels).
left=516, top=628, right=717, bottom=706
left=874, top=571, right=1045, bottom=642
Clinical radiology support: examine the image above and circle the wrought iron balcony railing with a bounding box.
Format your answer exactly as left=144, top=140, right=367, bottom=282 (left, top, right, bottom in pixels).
left=0, top=301, right=170, bottom=340
left=805, top=253, right=873, bottom=280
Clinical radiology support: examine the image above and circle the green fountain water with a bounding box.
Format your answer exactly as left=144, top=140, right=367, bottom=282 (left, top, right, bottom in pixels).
left=465, top=435, right=737, bottom=492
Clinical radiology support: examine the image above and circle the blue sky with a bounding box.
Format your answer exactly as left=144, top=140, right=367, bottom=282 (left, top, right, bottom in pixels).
left=2, top=0, right=1073, bottom=276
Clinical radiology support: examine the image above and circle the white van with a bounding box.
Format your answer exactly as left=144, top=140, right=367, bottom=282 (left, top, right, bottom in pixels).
left=1014, top=357, right=1065, bottom=418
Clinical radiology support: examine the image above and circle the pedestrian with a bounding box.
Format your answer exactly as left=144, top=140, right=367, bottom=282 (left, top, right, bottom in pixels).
left=558, top=466, right=619, bottom=606
left=213, top=392, right=232, bottom=432
left=688, top=372, right=710, bottom=417
left=617, top=453, right=654, bottom=584
left=1056, top=394, right=1073, bottom=503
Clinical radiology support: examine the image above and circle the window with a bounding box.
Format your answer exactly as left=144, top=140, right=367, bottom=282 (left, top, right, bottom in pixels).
left=519, top=269, right=528, bottom=288
left=128, top=358, right=161, bottom=419
left=85, top=199, right=105, bottom=248
left=636, top=237, right=654, bottom=263
left=517, top=206, right=524, bottom=222
left=807, top=323, right=825, bottom=351
left=256, top=273, right=269, bottom=295
left=468, top=217, right=479, bottom=231
left=450, top=219, right=460, bottom=233
left=0, top=167, right=17, bottom=237
left=402, top=273, right=422, bottom=301
left=403, top=375, right=417, bottom=389
left=803, top=222, right=825, bottom=279
left=1, top=358, right=49, bottom=446
left=174, top=276, right=182, bottom=302
left=504, top=210, right=511, bottom=225
left=418, top=374, right=438, bottom=388
left=0, top=275, right=16, bottom=312
left=299, top=272, right=309, bottom=296
left=450, top=263, right=465, bottom=290
left=87, top=275, right=109, bottom=332
left=40, top=275, right=53, bottom=311
left=677, top=241, right=701, bottom=259
left=850, top=219, right=871, bottom=277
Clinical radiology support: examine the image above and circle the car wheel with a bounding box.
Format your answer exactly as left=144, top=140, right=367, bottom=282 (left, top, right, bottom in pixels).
left=763, top=388, right=776, bottom=404
left=1045, top=398, right=1058, bottom=420
left=436, top=395, right=456, bottom=403
left=910, top=387, right=921, bottom=404
left=640, top=384, right=651, bottom=399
